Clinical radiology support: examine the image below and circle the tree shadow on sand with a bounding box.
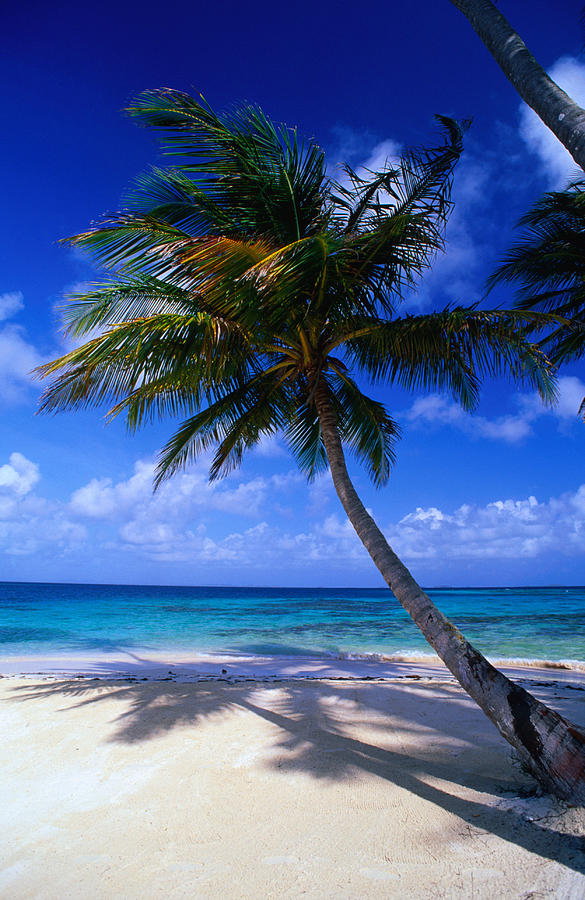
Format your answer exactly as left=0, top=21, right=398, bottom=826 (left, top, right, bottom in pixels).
left=8, top=661, right=585, bottom=875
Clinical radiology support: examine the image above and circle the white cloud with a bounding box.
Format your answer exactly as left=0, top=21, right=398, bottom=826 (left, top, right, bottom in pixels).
left=3, top=450, right=585, bottom=575
left=120, top=519, right=179, bottom=548
left=327, top=126, right=401, bottom=176
left=554, top=375, right=585, bottom=416
left=519, top=56, right=585, bottom=189
left=146, top=481, right=585, bottom=568
left=66, top=457, right=306, bottom=567
left=407, top=153, right=493, bottom=310
left=0, top=450, right=352, bottom=569
left=518, top=375, right=585, bottom=419
left=69, top=458, right=302, bottom=526
left=305, top=472, right=335, bottom=516
left=329, top=135, right=403, bottom=230
left=69, top=477, right=120, bottom=518
left=69, top=462, right=154, bottom=519
left=0, top=514, right=87, bottom=557
left=389, top=485, right=585, bottom=561
left=211, top=514, right=369, bottom=568
left=405, top=376, right=585, bottom=442
left=0, top=323, right=45, bottom=404
left=405, top=394, right=531, bottom=442
left=0, top=452, right=40, bottom=497
left=327, top=124, right=402, bottom=194
left=0, top=453, right=85, bottom=557
left=0, top=291, right=24, bottom=321
left=252, top=434, right=286, bottom=459
left=0, top=292, right=54, bottom=405
left=360, top=139, right=401, bottom=173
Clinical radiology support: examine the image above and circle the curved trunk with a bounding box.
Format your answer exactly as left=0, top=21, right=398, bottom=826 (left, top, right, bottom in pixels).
left=314, top=383, right=585, bottom=802
left=450, top=0, right=585, bottom=174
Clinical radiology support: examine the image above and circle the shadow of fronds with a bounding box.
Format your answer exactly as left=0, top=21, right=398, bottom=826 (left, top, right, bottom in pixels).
left=8, top=671, right=585, bottom=873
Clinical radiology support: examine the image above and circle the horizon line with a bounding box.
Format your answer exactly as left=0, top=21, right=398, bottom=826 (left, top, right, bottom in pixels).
left=1, top=580, right=584, bottom=591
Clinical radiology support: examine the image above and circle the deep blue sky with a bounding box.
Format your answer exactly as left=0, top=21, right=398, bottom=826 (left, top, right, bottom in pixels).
left=1, top=0, right=584, bottom=586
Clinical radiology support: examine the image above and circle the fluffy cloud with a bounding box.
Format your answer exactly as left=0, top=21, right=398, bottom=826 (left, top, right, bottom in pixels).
left=70, top=458, right=302, bottom=523
left=0, top=324, right=46, bottom=403
left=3, top=450, right=585, bottom=577
left=405, top=394, right=532, bottom=442
left=518, top=375, right=585, bottom=420
left=329, top=134, right=403, bottom=229
left=0, top=291, right=47, bottom=404
left=519, top=56, right=585, bottom=189
left=114, top=481, right=585, bottom=569
left=70, top=461, right=156, bottom=519
left=327, top=126, right=401, bottom=178
left=0, top=452, right=40, bottom=497
left=251, top=434, right=286, bottom=459
left=405, top=376, right=585, bottom=442
left=0, top=513, right=87, bottom=557
left=66, top=458, right=306, bottom=565
left=0, top=292, right=24, bottom=321
left=389, top=486, right=585, bottom=561
left=405, top=153, right=494, bottom=311
left=0, top=452, right=86, bottom=556
left=140, top=514, right=370, bottom=568
left=359, top=139, right=402, bottom=174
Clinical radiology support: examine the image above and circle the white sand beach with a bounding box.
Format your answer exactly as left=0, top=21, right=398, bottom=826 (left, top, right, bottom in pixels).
left=1, top=663, right=585, bottom=899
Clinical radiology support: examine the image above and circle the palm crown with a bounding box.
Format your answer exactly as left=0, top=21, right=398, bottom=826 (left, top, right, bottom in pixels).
left=38, top=90, right=555, bottom=486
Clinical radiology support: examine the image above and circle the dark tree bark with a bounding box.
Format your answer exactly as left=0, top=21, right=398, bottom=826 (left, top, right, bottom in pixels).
left=450, top=0, right=585, bottom=173
left=314, top=382, right=585, bottom=803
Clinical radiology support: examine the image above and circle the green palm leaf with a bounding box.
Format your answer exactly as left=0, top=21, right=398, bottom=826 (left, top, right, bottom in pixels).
left=327, top=373, right=400, bottom=486
left=38, top=90, right=556, bottom=491
left=343, top=308, right=557, bottom=410
left=488, top=181, right=585, bottom=364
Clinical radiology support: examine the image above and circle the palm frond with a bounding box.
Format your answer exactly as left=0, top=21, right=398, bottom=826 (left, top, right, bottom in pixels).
left=124, top=167, right=241, bottom=236
left=344, top=308, right=557, bottom=409
left=488, top=181, right=585, bottom=362
left=283, top=399, right=328, bottom=480
left=331, top=116, right=468, bottom=234
left=36, top=312, right=253, bottom=418
left=154, top=371, right=292, bottom=486
left=327, top=372, right=400, bottom=486
left=127, top=89, right=328, bottom=243
left=38, top=89, right=557, bottom=494
left=326, top=118, right=469, bottom=314
left=59, top=277, right=192, bottom=337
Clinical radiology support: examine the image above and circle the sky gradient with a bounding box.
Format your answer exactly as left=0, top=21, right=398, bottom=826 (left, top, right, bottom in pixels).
left=2, top=0, right=584, bottom=587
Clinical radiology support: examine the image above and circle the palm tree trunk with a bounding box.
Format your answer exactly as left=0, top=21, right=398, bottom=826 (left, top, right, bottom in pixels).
left=314, top=382, right=585, bottom=802
left=450, top=0, right=585, bottom=173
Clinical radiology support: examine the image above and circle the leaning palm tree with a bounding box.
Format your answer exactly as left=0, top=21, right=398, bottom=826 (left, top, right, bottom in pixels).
left=450, top=0, right=585, bottom=172
left=38, top=90, right=585, bottom=801
left=489, top=180, right=585, bottom=414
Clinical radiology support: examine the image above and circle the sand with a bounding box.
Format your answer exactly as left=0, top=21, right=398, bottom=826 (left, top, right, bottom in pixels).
left=1, top=667, right=585, bottom=899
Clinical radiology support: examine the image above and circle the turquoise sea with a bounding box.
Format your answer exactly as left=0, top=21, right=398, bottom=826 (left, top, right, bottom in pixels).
left=1, top=582, right=584, bottom=667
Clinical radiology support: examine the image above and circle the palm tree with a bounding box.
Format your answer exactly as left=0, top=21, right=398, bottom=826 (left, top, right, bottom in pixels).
left=450, top=0, right=585, bottom=173
left=38, top=90, right=585, bottom=801
left=488, top=179, right=585, bottom=414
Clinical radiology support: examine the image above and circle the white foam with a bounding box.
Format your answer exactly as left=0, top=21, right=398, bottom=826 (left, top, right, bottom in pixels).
left=2, top=648, right=585, bottom=685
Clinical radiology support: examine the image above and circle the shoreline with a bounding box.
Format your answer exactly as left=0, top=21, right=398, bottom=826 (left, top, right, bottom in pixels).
left=3, top=648, right=585, bottom=685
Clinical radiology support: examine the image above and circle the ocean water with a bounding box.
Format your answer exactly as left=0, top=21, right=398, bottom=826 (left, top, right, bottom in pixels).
left=0, top=582, right=584, bottom=667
